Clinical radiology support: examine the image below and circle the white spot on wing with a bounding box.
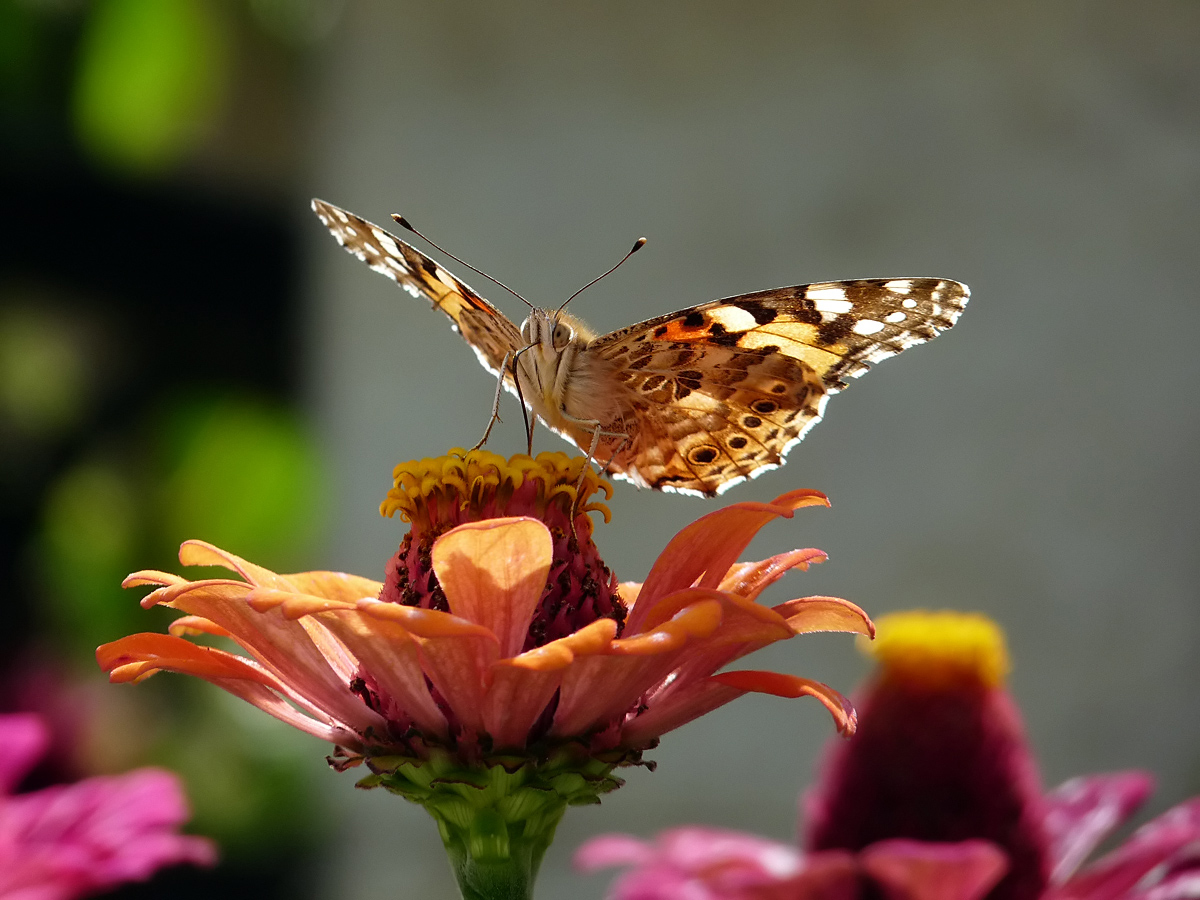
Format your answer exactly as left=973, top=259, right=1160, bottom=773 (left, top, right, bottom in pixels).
left=885, top=280, right=912, bottom=294
left=852, top=318, right=886, bottom=336
left=902, top=298, right=918, bottom=309
left=372, top=229, right=401, bottom=255
left=885, top=311, right=907, bottom=323
left=808, top=287, right=847, bottom=301
left=814, top=299, right=854, bottom=314
left=710, top=306, right=758, bottom=332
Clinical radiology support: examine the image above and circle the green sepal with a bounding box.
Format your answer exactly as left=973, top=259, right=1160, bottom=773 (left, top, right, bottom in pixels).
left=355, top=747, right=625, bottom=899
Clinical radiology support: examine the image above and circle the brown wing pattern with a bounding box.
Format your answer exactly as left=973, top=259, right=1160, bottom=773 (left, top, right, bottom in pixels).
left=600, top=343, right=829, bottom=496
left=592, top=278, right=968, bottom=391
left=312, top=199, right=522, bottom=377
left=589, top=278, right=968, bottom=495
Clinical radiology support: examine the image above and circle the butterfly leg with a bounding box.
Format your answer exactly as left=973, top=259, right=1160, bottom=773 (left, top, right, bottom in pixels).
left=470, top=351, right=513, bottom=452
left=558, top=410, right=629, bottom=493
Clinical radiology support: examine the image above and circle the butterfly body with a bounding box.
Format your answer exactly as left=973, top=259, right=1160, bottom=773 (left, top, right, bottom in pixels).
left=313, top=199, right=969, bottom=497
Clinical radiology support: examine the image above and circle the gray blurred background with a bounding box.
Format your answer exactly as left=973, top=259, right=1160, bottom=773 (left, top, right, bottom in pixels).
left=305, top=2, right=1200, bottom=897
left=3, top=1, right=1196, bottom=897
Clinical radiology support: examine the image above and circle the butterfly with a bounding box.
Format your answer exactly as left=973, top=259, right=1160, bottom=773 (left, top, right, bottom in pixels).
left=312, top=199, right=969, bottom=497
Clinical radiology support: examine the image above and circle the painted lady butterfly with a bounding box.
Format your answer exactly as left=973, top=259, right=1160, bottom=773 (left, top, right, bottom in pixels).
left=313, top=199, right=968, bottom=497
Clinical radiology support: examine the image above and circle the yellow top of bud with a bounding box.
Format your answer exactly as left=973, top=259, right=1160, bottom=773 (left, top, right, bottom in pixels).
left=861, top=610, right=1010, bottom=689
left=381, top=448, right=613, bottom=524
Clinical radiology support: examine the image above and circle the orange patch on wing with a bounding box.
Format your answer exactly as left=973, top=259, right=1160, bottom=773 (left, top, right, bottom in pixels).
left=655, top=318, right=716, bottom=342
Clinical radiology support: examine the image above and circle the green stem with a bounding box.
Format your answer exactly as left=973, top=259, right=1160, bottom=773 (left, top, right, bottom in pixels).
left=439, top=805, right=563, bottom=900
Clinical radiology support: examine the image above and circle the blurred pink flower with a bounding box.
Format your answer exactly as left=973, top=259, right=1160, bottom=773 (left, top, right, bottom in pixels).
left=0, top=713, right=215, bottom=900
left=577, top=612, right=1200, bottom=900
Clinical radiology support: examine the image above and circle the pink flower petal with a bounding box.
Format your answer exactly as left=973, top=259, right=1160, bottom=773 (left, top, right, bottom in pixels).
left=431, top=517, right=553, bottom=659
left=1041, top=772, right=1156, bottom=884
left=574, top=834, right=656, bottom=871
left=0, top=766, right=215, bottom=895
left=1054, top=798, right=1200, bottom=900
left=0, top=714, right=49, bottom=793
left=861, top=839, right=1009, bottom=900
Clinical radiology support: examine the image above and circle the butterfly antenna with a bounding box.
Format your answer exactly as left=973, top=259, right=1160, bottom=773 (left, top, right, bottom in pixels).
left=393, top=214, right=535, bottom=310
left=557, top=237, right=647, bottom=314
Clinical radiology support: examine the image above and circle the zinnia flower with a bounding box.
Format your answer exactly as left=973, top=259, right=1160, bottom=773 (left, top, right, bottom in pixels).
left=96, top=449, right=871, bottom=900
left=577, top=611, right=1200, bottom=900
left=0, top=712, right=214, bottom=899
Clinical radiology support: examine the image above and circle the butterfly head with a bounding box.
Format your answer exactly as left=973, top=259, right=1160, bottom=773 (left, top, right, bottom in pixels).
left=519, top=308, right=576, bottom=352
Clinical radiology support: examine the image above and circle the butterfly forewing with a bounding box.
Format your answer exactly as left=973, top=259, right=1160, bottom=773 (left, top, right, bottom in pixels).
left=313, top=199, right=969, bottom=497
left=312, top=199, right=522, bottom=378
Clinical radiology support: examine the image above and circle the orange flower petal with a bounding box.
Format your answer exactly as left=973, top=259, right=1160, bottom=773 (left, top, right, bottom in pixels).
left=356, top=598, right=497, bottom=640
left=140, top=583, right=384, bottom=735
left=245, top=588, right=357, bottom=619
left=634, top=593, right=798, bottom=711
left=621, top=670, right=856, bottom=746
left=480, top=665, right=561, bottom=749
left=122, top=570, right=188, bottom=589
left=357, top=601, right=502, bottom=734
left=628, top=489, right=829, bottom=633
left=168, top=615, right=231, bottom=638
left=618, top=581, right=642, bottom=607
left=501, top=618, right=619, bottom=673
left=315, top=609, right=449, bottom=739
left=178, top=539, right=293, bottom=589
left=431, top=517, right=553, bottom=659
left=716, top=548, right=828, bottom=600
left=97, top=633, right=277, bottom=685
left=98, top=634, right=361, bottom=746
left=773, top=596, right=875, bottom=637
left=550, top=600, right=723, bottom=738
left=610, top=598, right=723, bottom=656
left=137, top=578, right=249, bottom=610
left=278, top=570, right=382, bottom=603
left=710, top=670, right=857, bottom=736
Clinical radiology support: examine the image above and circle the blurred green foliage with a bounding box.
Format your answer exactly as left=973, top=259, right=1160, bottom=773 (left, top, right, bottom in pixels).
left=0, top=302, right=90, bottom=439
left=158, top=395, right=325, bottom=571
left=72, top=0, right=230, bottom=171
left=34, top=392, right=328, bottom=857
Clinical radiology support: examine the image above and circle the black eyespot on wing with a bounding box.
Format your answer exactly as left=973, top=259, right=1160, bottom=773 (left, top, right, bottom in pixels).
left=728, top=436, right=748, bottom=450
left=751, top=399, right=778, bottom=415
left=742, top=415, right=762, bottom=428
left=689, top=445, right=719, bottom=465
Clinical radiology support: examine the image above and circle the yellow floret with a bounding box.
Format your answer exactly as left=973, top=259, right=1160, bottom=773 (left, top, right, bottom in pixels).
left=381, top=448, right=613, bottom=524
left=860, top=610, right=1010, bottom=689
